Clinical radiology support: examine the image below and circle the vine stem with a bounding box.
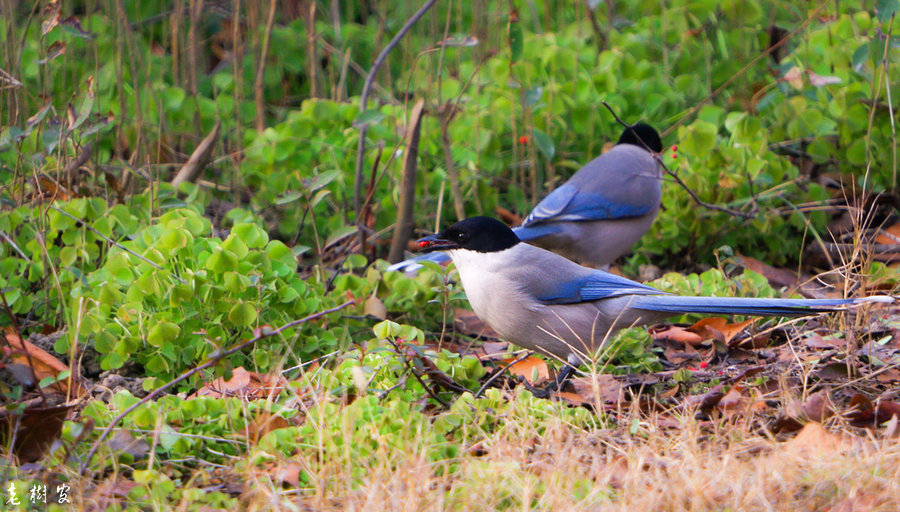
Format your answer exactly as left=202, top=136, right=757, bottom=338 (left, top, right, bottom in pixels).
left=78, top=300, right=355, bottom=475
left=353, top=0, right=439, bottom=242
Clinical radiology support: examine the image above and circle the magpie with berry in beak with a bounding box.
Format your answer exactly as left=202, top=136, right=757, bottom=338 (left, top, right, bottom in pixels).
left=417, top=216, right=892, bottom=382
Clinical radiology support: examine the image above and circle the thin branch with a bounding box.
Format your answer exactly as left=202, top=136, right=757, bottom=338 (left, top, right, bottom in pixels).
left=48, top=206, right=187, bottom=284
left=475, top=351, right=533, bottom=398
left=388, top=98, right=426, bottom=263
left=387, top=339, right=450, bottom=407
left=602, top=102, right=757, bottom=219
left=253, top=0, right=277, bottom=133
left=61, top=141, right=94, bottom=176
left=0, top=229, right=28, bottom=260
left=78, top=300, right=355, bottom=475
left=353, top=0, right=439, bottom=227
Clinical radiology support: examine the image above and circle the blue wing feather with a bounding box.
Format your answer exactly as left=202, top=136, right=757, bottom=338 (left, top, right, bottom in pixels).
left=522, top=186, right=655, bottom=227
left=535, top=271, right=663, bottom=304
left=386, top=252, right=450, bottom=273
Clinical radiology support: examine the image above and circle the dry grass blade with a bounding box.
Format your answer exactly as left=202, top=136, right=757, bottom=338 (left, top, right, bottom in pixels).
left=0, top=66, right=23, bottom=88
left=170, top=121, right=221, bottom=187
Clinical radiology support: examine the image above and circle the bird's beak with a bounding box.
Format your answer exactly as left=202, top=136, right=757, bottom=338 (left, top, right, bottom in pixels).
left=416, top=234, right=457, bottom=253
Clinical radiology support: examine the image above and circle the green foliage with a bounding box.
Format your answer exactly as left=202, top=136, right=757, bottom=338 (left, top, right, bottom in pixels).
left=0, top=3, right=897, bottom=504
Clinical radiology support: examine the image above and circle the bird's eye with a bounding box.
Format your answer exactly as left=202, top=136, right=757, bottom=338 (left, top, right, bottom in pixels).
left=456, top=232, right=467, bottom=242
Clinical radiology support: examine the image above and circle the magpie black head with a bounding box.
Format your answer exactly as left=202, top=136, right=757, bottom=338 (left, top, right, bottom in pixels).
left=417, top=216, right=521, bottom=253
left=617, top=123, right=663, bottom=153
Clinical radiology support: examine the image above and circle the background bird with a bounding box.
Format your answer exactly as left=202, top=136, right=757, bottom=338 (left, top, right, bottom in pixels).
left=389, top=122, right=664, bottom=273
left=416, top=216, right=892, bottom=363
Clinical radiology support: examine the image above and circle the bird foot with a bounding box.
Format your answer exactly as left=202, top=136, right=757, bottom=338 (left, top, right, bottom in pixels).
left=521, top=363, right=578, bottom=399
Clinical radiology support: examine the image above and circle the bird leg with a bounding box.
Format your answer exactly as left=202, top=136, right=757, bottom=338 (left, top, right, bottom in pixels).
left=521, top=355, right=581, bottom=399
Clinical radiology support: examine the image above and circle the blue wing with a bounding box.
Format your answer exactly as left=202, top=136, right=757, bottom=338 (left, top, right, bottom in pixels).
left=386, top=252, right=450, bottom=273
left=511, top=223, right=561, bottom=242
left=521, top=184, right=655, bottom=227
left=534, top=270, right=663, bottom=305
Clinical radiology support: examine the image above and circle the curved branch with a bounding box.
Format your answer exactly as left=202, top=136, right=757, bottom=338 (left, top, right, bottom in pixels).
left=78, top=300, right=356, bottom=475
left=353, top=0, right=439, bottom=224
left=602, top=101, right=757, bottom=220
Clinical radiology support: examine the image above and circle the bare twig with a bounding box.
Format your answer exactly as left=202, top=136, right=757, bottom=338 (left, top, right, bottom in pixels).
left=317, top=39, right=397, bottom=102
left=61, top=141, right=94, bottom=176
left=254, top=0, right=277, bottom=133
left=48, top=206, right=186, bottom=284
left=305, top=1, right=320, bottom=99
left=0, top=229, right=28, bottom=260
left=602, top=102, right=757, bottom=220
left=78, top=300, right=355, bottom=474
left=475, top=351, right=533, bottom=398
left=353, top=0, right=439, bottom=227
left=386, top=339, right=451, bottom=407
left=388, top=99, right=426, bottom=263
left=584, top=1, right=606, bottom=52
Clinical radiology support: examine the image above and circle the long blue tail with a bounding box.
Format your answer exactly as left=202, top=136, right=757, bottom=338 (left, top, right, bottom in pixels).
left=629, top=295, right=892, bottom=316
left=386, top=252, right=451, bottom=273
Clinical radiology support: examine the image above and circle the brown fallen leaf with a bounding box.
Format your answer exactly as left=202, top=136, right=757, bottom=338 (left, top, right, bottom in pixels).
left=875, top=222, right=900, bottom=245
left=785, top=422, right=847, bottom=457
left=87, top=478, right=139, bottom=511
left=650, top=325, right=705, bottom=346
left=716, top=385, right=745, bottom=415
left=800, top=390, right=834, bottom=422
left=570, top=373, right=625, bottom=406
left=247, top=412, right=291, bottom=444
left=364, top=293, right=386, bottom=320
left=108, top=430, right=150, bottom=461
left=682, top=384, right=725, bottom=412
left=875, top=367, right=900, bottom=383
left=1, top=328, right=81, bottom=396
left=816, top=362, right=855, bottom=381
left=269, top=461, right=304, bottom=487
left=504, top=356, right=549, bottom=385
left=192, top=367, right=287, bottom=400
left=882, top=414, right=900, bottom=439
left=0, top=403, right=73, bottom=462
left=775, top=389, right=835, bottom=432
left=687, top=317, right=757, bottom=346
left=847, top=394, right=900, bottom=427
left=34, top=175, right=72, bottom=201
left=659, top=384, right=679, bottom=400
left=553, top=391, right=590, bottom=406
left=662, top=341, right=701, bottom=364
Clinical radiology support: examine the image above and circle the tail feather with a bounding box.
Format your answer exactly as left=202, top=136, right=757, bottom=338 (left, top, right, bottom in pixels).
left=630, top=295, right=892, bottom=317
left=386, top=252, right=451, bottom=273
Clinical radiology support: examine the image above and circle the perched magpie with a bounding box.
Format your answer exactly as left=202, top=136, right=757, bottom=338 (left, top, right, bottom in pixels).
left=389, top=123, right=664, bottom=273
left=417, top=216, right=893, bottom=362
